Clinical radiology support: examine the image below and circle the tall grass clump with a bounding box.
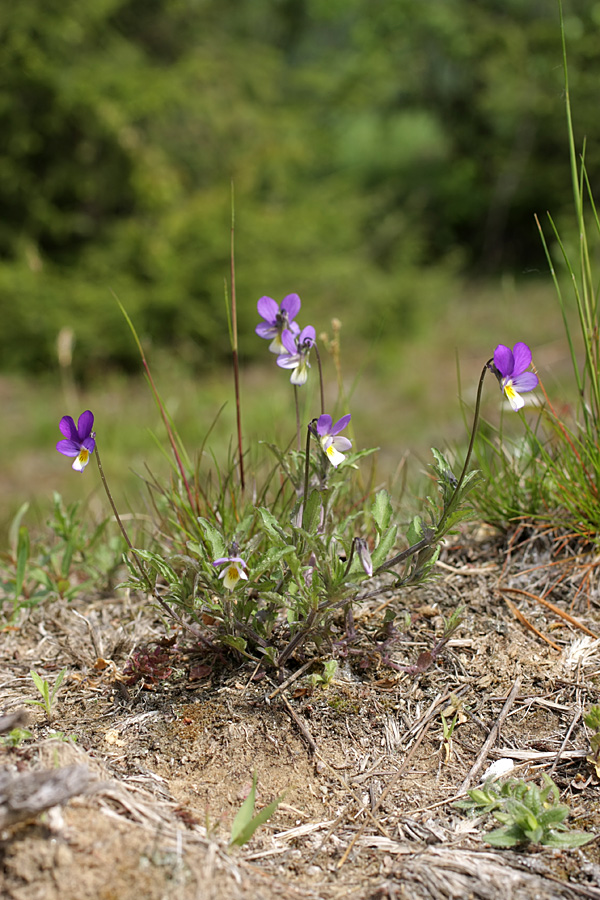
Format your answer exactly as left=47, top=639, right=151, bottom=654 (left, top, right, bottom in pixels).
left=470, top=0, right=600, bottom=544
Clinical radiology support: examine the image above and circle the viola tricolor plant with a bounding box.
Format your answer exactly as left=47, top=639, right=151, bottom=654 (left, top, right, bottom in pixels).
left=492, top=342, right=538, bottom=411
left=255, top=293, right=301, bottom=354
left=56, top=410, right=96, bottom=472
left=49, top=292, right=541, bottom=679
left=213, top=556, right=249, bottom=591
left=315, top=414, right=352, bottom=467
left=277, top=325, right=316, bottom=385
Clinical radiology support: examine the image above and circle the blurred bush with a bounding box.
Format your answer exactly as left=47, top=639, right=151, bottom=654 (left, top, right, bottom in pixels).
left=1, top=0, right=598, bottom=375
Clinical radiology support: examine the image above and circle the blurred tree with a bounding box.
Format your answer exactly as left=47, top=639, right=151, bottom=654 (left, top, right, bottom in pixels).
left=0, top=0, right=597, bottom=374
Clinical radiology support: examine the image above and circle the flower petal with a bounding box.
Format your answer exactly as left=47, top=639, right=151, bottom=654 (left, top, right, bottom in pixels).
left=503, top=384, right=525, bottom=411
left=77, top=410, right=94, bottom=441
left=56, top=439, right=80, bottom=457
left=330, top=414, right=351, bottom=435
left=257, top=296, right=278, bottom=324
left=59, top=416, right=78, bottom=441
left=290, top=362, right=309, bottom=385
left=255, top=322, right=277, bottom=339
left=511, top=342, right=532, bottom=376
left=316, top=414, right=332, bottom=436
left=512, top=371, right=538, bottom=392
left=280, top=328, right=299, bottom=354
left=298, top=325, right=316, bottom=346
left=493, top=345, right=514, bottom=378
left=280, top=293, right=301, bottom=321
left=72, top=448, right=91, bottom=472
left=331, top=436, right=352, bottom=452
left=277, top=353, right=299, bottom=369
left=325, top=444, right=347, bottom=467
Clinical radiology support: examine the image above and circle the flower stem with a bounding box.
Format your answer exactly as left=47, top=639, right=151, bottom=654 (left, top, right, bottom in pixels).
left=437, top=357, right=493, bottom=535
left=302, top=421, right=313, bottom=513
left=314, top=343, right=325, bottom=416
left=94, top=443, right=149, bottom=587
left=94, top=443, right=208, bottom=641
left=294, top=386, right=301, bottom=451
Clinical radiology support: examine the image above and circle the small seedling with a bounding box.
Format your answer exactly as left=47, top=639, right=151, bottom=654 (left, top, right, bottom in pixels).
left=25, top=667, right=68, bottom=717
left=455, top=775, right=593, bottom=849
left=0, top=727, right=34, bottom=748
left=229, top=772, right=285, bottom=848
left=307, top=659, right=338, bottom=687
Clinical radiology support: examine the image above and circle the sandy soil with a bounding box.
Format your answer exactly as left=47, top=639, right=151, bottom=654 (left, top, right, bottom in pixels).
left=2, top=531, right=600, bottom=900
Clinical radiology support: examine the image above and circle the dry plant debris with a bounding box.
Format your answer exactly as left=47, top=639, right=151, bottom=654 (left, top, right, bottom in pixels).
left=1, top=536, right=600, bottom=900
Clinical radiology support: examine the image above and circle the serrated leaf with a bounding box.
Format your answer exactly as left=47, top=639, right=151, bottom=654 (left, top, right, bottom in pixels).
left=135, top=550, right=177, bottom=583
left=302, top=490, right=322, bottom=533
left=542, top=829, right=595, bottom=848
left=256, top=507, right=289, bottom=544
left=250, top=546, right=295, bottom=579
left=370, top=525, right=398, bottom=569
left=406, top=515, right=425, bottom=546
left=485, top=825, right=523, bottom=848
left=197, top=518, right=226, bottom=559
left=372, top=489, right=393, bottom=534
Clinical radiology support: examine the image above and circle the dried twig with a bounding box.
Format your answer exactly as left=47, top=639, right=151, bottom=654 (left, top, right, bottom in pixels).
left=460, top=676, right=521, bottom=792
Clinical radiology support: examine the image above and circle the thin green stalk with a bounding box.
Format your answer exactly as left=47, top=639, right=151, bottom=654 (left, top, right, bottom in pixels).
left=436, top=358, right=493, bottom=536
left=95, top=444, right=209, bottom=639
left=294, top=386, right=301, bottom=451
left=230, top=183, right=245, bottom=492
left=94, top=442, right=148, bottom=587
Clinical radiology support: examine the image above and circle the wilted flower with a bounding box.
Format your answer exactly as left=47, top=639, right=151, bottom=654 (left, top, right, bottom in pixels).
left=56, top=410, right=96, bottom=472
left=255, top=293, right=301, bottom=354
left=355, top=538, right=373, bottom=577
left=492, top=343, right=539, bottom=411
left=276, top=326, right=316, bottom=385
left=316, top=413, right=352, bottom=467
left=213, top=556, right=248, bottom=591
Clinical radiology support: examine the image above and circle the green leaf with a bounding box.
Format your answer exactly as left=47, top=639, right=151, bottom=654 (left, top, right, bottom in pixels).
left=229, top=773, right=286, bottom=847
left=256, top=508, right=288, bottom=544
left=229, top=773, right=258, bottom=845
left=196, top=518, right=226, bottom=560
left=50, top=667, right=68, bottom=705
left=302, top=490, right=322, bottom=534
left=8, top=502, right=30, bottom=553
left=221, top=635, right=247, bottom=653
left=406, top=515, right=425, bottom=546
left=542, top=829, right=595, bottom=849
left=250, top=546, right=295, bottom=579
left=15, top=525, right=30, bottom=601
left=370, top=525, right=398, bottom=568
left=372, top=489, right=393, bottom=534
left=485, top=825, right=523, bottom=848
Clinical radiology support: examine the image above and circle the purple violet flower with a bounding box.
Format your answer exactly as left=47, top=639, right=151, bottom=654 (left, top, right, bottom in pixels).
left=316, top=413, right=352, bottom=467
left=276, top=326, right=316, bottom=385
left=56, top=410, right=96, bottom=472
left=255, top=293, right=301, bottom=354
left=493, top=343, right=539, bottom=411
left=213, top=556, right=248, bottom=591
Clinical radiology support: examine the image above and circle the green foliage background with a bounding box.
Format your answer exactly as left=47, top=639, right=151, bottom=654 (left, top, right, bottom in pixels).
left=1, top=0, right=599, bottom=375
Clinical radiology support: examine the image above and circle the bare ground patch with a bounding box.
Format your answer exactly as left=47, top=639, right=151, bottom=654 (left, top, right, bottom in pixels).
left=2, top=535, right=600, bottom=899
